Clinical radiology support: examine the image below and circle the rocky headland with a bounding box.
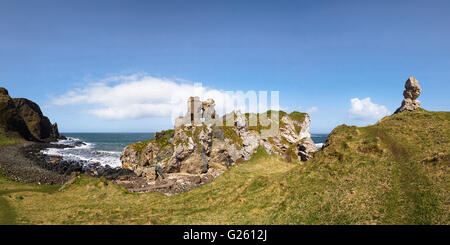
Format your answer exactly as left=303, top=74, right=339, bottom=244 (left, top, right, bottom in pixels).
left=0, top=76, right=432, bottom=195
left=120, top=97, right=318, bottom=194
left=0, top=87, right=141, bottom=188
left=0, top=87, right=61, bottom=142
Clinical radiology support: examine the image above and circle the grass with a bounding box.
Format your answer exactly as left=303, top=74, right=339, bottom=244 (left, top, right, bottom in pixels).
left=0, top=134, right=24, bottom=147
left=0, top=109, right=448, bottom=224
left=131, top=130, right=174, bottom=154
left=219, top=126, right=243, bottom=149
left=1, top=147, right=297, bottom=224
left=0, top=170, right=60, bottom=225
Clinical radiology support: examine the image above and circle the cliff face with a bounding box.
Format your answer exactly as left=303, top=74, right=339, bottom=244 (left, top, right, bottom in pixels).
left=121, top=109, right=317, bottom=188
left=13, top=98, right=60, bottom=141
left=0, top=88, right=36, bottom=141
left=0, top=87, right=60, bottom=142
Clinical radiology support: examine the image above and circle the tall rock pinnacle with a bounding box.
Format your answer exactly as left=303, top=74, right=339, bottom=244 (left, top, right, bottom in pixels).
left=394, top=77, right=422, bottom=114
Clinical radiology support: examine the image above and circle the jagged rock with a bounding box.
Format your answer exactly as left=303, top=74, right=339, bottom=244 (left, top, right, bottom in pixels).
left=264, top=113, right=317, bottom=162
left=298, top=137, right=317, bottom=161
left=241, top=131, right=260, bottom=160
left=51, top=123, right=60, bottom=139
left=121, top=98, right=319, bottom=193
left=12, top=98, right=59, bottom=141
left=120, top=146, right=142, bottom=170
left=180, top=151, right=208, bottom=174
left=280, top=115, right=300, bottom=144
left=260, top=140, right=274, bottom=154
left=395, top=77, right=422, bottom=114
left=0, top=88, right=36, bottom=141
left=210, top=140, right=234, bottom=169
left=235, top=111, right=248, bottom=131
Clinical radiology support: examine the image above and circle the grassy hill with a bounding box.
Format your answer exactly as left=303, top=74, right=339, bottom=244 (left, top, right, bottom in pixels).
left=0, top=109, right=448, bottom=224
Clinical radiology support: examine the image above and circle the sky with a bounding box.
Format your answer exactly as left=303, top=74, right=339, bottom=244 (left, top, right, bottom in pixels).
left=1, top=0, right=449, bottom=133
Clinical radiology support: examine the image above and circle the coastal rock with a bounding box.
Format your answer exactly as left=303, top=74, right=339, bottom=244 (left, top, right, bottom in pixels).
left=0, top=87, right=36, bottom=141
left=51, top=123, right=60, bottom=139
left=13, top=98, right=60, bottom=141
left=264, top=113, right=317, bottom=162
left=395, top=77, right=422, bottom=114
left=241, top=131, right=260, bottom=160
left=120, top=146, right=142, bottom=170
left=298, top=137, right=317, bottom=161
left=180, top=151, right=208, bottom=174
left=121, top=97, right=319, bottom=193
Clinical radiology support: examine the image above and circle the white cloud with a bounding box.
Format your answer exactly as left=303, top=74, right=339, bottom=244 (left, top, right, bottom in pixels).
left=348, top=97, right=389, bottom=121
left=306, top=106, right=318, bottom=114
left=51, top=73, right=280, bottom=121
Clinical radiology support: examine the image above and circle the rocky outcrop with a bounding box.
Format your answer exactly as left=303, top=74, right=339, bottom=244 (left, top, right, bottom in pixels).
left=121, top=98, right=318, bottom=193
left=0, top=88, right=36, bottom=141
left=13, top=98, right=60, bottom=141
left=263, top=112, right=317, bottom=161
left=0, top=87, right=61, bottom=142
left=395, top=77, right=422, bottom=114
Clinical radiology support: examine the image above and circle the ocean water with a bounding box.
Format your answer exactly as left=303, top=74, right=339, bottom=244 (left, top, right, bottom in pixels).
left=41, top=132, right=328, bottom=168
left=311, top=133, right=328, bottom=149
left=42, top=133, right=154, bottom=168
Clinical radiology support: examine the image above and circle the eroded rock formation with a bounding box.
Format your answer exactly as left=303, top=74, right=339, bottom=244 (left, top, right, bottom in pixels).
left=0, top=88, right=37, bottom=141
left=121, top=97, right=318, bottom=194
left=0, top=87, right=61, bottom=142
left=394, top=77, right=422, bottom=114
left=13, top=98, right=61, bottom=141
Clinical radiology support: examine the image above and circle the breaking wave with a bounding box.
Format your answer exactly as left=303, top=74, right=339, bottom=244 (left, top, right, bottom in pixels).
left=41, top=137, right=122, bottom=168
left=315, top=143, right=324, bottom=149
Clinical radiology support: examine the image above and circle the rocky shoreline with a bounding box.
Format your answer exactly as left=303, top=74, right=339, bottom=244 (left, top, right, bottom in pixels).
left=0, top=141, right=132, bottom=183
left=0, top=140, right=216, bottom=194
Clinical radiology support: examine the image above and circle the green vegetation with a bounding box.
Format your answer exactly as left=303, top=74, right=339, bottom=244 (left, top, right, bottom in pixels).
left=288, top=111, right=306, bottom=123
left=131, top=139, right=153, bottom=154
left=289, top=111, right=307, bottom=134
left=0, top=109, right=448, bottom=224
left=0, top=133, right=24, bottom=147
left=245, top=110, right=287, bottom=133
left=0, top=170, right=60, bottom=225
left=219, top=126, right=243, bottom=149
left=131, top=130, right=175, bottom=154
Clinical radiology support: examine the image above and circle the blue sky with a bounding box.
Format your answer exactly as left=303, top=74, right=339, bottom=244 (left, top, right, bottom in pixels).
left=1, top=0, right=449, bottom=133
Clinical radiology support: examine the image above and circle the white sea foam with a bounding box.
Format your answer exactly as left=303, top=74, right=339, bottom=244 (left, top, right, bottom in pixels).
left=315, top=143, right=324, bottom=150
left=41, top=138, right=122, bottom=168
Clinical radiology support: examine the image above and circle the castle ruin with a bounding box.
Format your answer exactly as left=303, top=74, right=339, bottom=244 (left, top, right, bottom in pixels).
left=175, top=96, right=217, bottom=127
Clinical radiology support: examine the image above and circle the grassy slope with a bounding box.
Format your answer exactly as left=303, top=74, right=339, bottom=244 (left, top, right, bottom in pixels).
left=0, top=133, right=24, bottom=147
left=0, top=109, right=448, bottom=224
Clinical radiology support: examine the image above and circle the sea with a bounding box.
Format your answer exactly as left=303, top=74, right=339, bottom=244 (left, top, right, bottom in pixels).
left=41, top=133, right=328, bottom=168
